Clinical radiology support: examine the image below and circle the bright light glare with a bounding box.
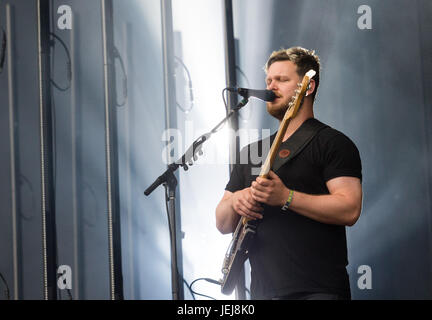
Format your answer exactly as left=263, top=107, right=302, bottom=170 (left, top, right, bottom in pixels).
left=172, top=0, right=237, bottom=300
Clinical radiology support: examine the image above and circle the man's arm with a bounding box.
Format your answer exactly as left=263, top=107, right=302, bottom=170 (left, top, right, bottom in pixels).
left=251, top=171, right=362, bottom=226
left=216, top=188, right=264, bottom=234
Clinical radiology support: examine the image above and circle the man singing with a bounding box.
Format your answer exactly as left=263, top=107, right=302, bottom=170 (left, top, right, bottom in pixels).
left=216, top=47, right=362, bottom=300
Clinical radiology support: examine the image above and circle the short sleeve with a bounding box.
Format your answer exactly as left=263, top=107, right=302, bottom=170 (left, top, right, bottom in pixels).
left=225, top=147, right=248, bottom=192
left=321, top=132, right=362, bottom=183
left=225, top=162, right=245, bottom=193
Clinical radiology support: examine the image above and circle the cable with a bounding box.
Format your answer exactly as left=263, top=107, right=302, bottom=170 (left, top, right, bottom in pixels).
left=210, top=88, right=230, bottom=134
left=235, top=66, right=249, bottom=86
left=49, top=32, right=71, bottom=92
left=0, top=27, right=6, bottom=74
left=51, top=79, right=73, bottom=301
left=81, top=181, right=99, bottom=228
left=0, top=272, right=10, bottom=300
left=17, top=174, right=36, bottom=221
left=210, top=87, right=242, bottom=135
left=222, top=87, right=229, bottom=116
left=174, top=56, right=194, bottom=113
left=183, top=279, right=195, bottom=300
left=235, top=66, right=253, bottom=122
left=51, top=81, right=73, bottom=301
left=189, top=278, right=221, bottom=300
left=113, top=46, right=128, bottom=107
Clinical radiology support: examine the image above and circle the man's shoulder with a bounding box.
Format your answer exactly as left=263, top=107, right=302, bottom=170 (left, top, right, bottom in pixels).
left=312, top=121, right=360, bottom=156
left=238, top=119, right=359, bottom=153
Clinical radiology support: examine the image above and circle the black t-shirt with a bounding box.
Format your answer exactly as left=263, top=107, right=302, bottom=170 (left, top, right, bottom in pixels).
left=225, top=118, right=362, bottom=299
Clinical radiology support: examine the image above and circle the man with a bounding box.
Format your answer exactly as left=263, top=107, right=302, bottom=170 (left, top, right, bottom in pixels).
left=215, top=47, right=362, bottom=300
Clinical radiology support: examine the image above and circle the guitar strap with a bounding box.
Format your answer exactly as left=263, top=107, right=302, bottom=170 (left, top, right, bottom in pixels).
left=272, top=118, right=328, bottom=172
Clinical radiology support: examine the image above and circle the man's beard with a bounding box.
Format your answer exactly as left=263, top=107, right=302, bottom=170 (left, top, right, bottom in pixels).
left=266, top=101, right=288, bottom=121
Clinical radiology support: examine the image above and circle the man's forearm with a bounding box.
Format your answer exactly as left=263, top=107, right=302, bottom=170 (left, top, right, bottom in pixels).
left=216, top=194, right=240, bottom=234
left=288, top=190, right=362, bottom=226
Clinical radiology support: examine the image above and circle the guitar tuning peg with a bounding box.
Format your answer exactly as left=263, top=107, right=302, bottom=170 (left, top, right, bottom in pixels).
left=198, top=150, right=203, bottom=156
left=188, top=161, right=193, bottom=166
left=295, top=89, right=301, bottom=94
left=193, top=155, right=198, bottom=161
left=183, top=164, right=189, bottom=171
left=297, top=83, right=302, bottom=88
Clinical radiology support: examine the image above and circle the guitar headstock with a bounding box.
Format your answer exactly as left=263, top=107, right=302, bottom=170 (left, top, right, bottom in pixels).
left=283, top=69, right=316, bottom=121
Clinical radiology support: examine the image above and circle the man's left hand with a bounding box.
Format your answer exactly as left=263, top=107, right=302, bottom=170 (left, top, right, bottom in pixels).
left=250, top=170, right=289, bottom=207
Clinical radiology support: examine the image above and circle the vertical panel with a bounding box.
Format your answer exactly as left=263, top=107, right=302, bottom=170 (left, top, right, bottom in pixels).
left=51, top=0, right=110, bottom=299
left=0, top=1, right=16, bottom=300
left=417, top=0, right=432, bottom=281
left=112, top=0, right=172, bottom=299
left=50, top=0, right=82, bottom=299
left=0, top=0, right=44, bottom=300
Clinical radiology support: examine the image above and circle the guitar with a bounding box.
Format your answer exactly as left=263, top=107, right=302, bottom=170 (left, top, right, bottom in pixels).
left=220, top=69, right=317, bottom=295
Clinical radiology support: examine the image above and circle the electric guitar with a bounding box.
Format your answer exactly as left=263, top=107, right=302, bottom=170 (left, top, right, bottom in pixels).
left=220, top=69, right=317, bottom=295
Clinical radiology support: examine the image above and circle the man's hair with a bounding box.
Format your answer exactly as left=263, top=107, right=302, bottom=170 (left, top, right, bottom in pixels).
left=265, top=47, right=320, bottom=101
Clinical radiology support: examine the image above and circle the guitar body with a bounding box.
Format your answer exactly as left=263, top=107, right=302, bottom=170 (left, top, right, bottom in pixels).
left=220, top=219, right=257, bottom=295
left=219, top=70, right=317, bottom=295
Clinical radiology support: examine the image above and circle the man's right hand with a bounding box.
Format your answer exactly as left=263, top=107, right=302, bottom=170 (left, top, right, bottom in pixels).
left=231, top=188, right=264, bottom=220
left=216, top=188, right=264, bottom=234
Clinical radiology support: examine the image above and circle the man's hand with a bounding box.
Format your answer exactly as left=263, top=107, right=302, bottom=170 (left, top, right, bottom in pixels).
left=231, top=188, right=264, bottom=220
left=250, top=170, right=289, bottom=207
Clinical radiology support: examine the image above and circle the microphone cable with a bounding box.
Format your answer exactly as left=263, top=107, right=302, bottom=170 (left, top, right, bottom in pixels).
left=0, top=272, right=10, bottom=300
left=235, top=66, right=253, bottom=122
left=189, top=277, right=221, bottom=300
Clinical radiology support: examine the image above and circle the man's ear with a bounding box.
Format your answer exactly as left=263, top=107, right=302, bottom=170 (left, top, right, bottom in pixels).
left=305, top=79, right=316, bottom=97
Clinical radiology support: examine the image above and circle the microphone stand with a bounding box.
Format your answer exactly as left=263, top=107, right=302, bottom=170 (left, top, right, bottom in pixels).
left=144, top=97, right=249, bottom=300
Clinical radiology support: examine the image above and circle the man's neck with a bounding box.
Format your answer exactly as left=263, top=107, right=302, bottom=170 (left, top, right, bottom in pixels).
left=281, top=101, right=314, bottom=142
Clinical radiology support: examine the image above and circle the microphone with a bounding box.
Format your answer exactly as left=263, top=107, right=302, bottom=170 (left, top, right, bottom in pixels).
left=227, top=87, right=276, bottom=102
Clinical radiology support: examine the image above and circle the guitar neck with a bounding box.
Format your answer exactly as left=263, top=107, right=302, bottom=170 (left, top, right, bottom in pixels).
left=240, top=117, right=291, bottom=225
left=241, top=70, right=315, bottom=224
left=258, top=70, right=314, bottom=178
left=258, top=118, right=291, bottom=178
